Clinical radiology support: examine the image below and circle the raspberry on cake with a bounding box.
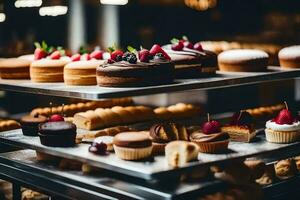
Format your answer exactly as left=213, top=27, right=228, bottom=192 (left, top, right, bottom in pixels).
left=221, top=111, right=257, bottom=142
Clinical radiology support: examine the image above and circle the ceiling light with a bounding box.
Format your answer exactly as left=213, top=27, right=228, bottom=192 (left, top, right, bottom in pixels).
left=39, top=5, right=68, bottom=16
left=15, top=0, right=42, bottom=8
left=0, top=13, right=6, bottom=22
left=100, top=0, right=128, bottom=5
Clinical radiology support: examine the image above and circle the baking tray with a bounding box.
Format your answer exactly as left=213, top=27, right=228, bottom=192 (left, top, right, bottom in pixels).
left=1, top=129, right=300, bottom=180
left=0, top=66, right=299, bottom=100
left=0, top=150, right=226, bottom=200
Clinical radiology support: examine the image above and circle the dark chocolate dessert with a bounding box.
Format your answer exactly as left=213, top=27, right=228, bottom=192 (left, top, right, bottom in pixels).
left=20, top=115, right=48, bottom=136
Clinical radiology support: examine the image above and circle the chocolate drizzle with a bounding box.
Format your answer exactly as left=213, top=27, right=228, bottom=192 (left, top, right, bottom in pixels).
left=190, top=131, right=229, bottom=143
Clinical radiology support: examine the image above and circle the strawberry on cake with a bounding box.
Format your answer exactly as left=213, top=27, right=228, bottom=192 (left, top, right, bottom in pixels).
left=265, top=102, right=300, bottom=143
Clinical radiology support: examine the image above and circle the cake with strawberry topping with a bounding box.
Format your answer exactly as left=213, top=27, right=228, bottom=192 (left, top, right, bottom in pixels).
left=162, top=36, right=217, bottom=77
left=190, top=114, right=230, bottom=153
left=221, top=111, right=257, bottom=142
left=64, top=48, right=106, bottom=85
left=96, top=44, right=174, bottom=87
left=265, top=102, right=300, bottom=143
left=30, top=41, right=70, bottom=82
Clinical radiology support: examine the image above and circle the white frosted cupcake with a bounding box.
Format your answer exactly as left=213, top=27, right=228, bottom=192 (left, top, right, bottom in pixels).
left=265, top=104, right=300, bottom=143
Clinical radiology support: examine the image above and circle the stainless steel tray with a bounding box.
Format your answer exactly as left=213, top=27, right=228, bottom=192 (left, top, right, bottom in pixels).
left=0, top=67, right=298, bottom=100
left=1, top=129, right=300, bottom=180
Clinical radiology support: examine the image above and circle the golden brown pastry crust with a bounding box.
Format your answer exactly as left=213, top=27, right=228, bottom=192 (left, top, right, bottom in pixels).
left=0, top=119, right=20, bottom=132
left=274, top=159, right=297, bottom=179
left=154, top=103, right=201, bottom=120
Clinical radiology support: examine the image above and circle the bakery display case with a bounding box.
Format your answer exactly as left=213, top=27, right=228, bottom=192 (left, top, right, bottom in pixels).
left=1, top=0, right=300, bottom=200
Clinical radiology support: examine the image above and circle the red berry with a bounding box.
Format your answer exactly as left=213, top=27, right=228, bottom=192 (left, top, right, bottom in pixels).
left=71, top=54, right=81, bottom=62
left=171, top=41, right=184, bottom=51
left=149, top=44, right=171, bottom=60
left=111, top=50, right=124, bottom=61
left=49, top=114, right=64, bottom=122
left=50, top=51, right=61, bottom=60
left=89, top=141, right=107, bottom=155
left=184, top=41, right=194, bottom=49
left=273, top=109, right=294, bottom=125
left=138, top=49, right=150, bottom=62
left=81, top=53, right=91, bottom=61
left=34, top=48, right=47, bottom=60
left=90, top=50, right=104, bottom=60
left=202, top=120, right=221, bottom=134
left=107, top=59, right=115, bottom=64
left=193, top=42, right=203, bottom=51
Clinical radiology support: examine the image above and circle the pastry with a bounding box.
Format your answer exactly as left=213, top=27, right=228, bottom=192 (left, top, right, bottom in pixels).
left=58, top=158, right=82, bottom=170
left=96, top=45, right=174, bottom=87
left=35, top=152, right=60, bottom=163
left=165, top=141, right=199, bottom=168
left=163, top=37, right=217, bottom=77
left=244, top=159, right=266, bottom=180
left=218, top=49, right=269, bottom=72
left=30, top=98, right=133, bottom=117
left=0, top=119, right=20, bottom=132
left=294, top=156, right=300, bottom=172
left=265, top=103, right=300, bottom=143
left=38, top=121, right=77, bottom=147
left=256, top=164, right=276, bottom=186
left=73, top=105, right=155, bottom=130
left=30, top=58, right=70, bottom=82
left=149, top=123, right=188, bottom=154
left=221, top=111, right=256, bottom=142
left=190, top=116, right=230, bottom=153
left=64, top=60, right=105, bottom=85
left=93, top=136, right=114, bottom=151
left=0, top=58, right=31, bottom=79
left=113, top=132, right=152, bottom=160
left=246, top=103, right=285, bottom=120
left=20, top=115, right=48, bottom=136
left=274, top=159, right=297, bottom=180
left=154, top=103, right=201, bottom=120
left=278, top=45, right=300, bottom=68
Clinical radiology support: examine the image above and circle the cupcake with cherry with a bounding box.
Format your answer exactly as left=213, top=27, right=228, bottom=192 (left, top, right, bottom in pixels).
left=96, top=44, right=175, bottom=87
left=265, top=102, right=300, bottom=143
left=190, top=114, right=230, bottom=153
left=162, top=36, right=217, bottom=77
left=30, top=41, right=70, bottom=83
left=64, top=47, right=106, bottom=86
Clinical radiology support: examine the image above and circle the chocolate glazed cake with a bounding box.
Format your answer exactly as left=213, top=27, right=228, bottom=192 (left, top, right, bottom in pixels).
left=163, top=44, right=217, bottom=77
left=97, top=60, right=175, bottom=87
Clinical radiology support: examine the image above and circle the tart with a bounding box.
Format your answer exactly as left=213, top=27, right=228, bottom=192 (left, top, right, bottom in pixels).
left=221, top=111, right=256, bottom=142
left=113, top=132, right=152, bottom=160
left=0, top=58, right=31, bottom=79
left=278, top=45, right=300, bottom=69
left=20, top=115, right=48, bottom=136
left=96, top=45, right=174, bottom=87
left=218, top=49, right=269, bottom=72
left=190, top=116, right=230, bottom=153
left=265, top=104, right=300, bottom=143
left=163, top=38, right=217, bottom=77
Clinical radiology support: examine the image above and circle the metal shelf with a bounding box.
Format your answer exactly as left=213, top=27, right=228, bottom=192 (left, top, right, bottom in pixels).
left=0, top=67, right=299, bottom=100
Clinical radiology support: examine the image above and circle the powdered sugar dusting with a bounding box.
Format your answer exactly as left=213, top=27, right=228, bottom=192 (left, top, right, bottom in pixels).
left=279, top=45, right=300, bottom=59
left=218, top=49, right=269, bottom=63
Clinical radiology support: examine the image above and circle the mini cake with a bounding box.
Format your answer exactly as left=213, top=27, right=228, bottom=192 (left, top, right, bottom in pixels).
left=93, top=136, right=114, bottom=151
left=278, top=45, right=300, bottom=68
left=218, top=49, right=269, bottom=72
left=165, top=141, right=199, bottom=168
left=0, top=58, right=31, bottom=79
left=221, top=111, right=256, bottom=142
left=96, top=45, right=174, bottom=87
left=149, top=123, right=188, bottom=154
left=163, top=37, right=217, bottom=77
left=190, top=115, right=230, bottom=153
left=64, top=60, right=105, bottom=85
left=113, top=132, right=152, bottom=160
left=20, top=115, right=48, bottom=136
left=38, top=121, right=77, bottom=147
left=265, top=103, right=300, bottom=143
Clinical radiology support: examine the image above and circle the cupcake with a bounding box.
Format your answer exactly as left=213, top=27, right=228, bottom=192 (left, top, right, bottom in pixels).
left=265, top=103, right=300, bottom=143
left=20, top=114, right=48, bottom=136
left=113, top=132, right=152, bottom=160
left=278, top=45, right=300, bottom=69
left=190, top=115, right=230, bottom=153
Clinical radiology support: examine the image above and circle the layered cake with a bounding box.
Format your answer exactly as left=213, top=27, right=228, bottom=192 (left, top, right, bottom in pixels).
left=278, top=45, right=300, bottom=69
left=218, top=49, right=269, bottom=72
left=0, top=58, right=31, bottom=79
left=96, top=44, right=174, bottom=87
left=163, top=37, right=217, bottom=77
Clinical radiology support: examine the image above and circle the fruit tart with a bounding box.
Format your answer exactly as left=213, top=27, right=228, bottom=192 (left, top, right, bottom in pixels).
left=162, top=36, right=217, bottom=77
left=221, top=111, right=256, bottom=142
left=96, top=45, right=174, bottom=87
left=265, top=102, right=300, bottom=143
left=190, top=114, right=230, bottom=153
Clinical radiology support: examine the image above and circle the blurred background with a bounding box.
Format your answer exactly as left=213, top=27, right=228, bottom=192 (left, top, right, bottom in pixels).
left=0, top=0, right=300, bottom=57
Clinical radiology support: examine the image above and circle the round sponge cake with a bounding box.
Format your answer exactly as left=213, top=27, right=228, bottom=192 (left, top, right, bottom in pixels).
left=278, top=45, right=300, bottom=69
left=0, top=58, right=31, bottom=79
left=218, top=49, right=269, bottom=72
